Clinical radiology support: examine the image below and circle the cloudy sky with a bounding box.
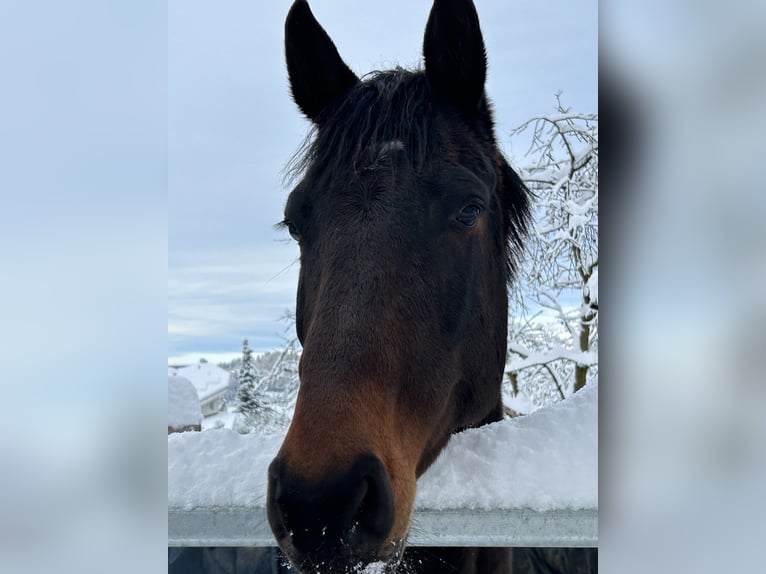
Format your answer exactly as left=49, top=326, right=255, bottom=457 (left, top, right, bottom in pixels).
left=168, top=0, right=598, bottom=364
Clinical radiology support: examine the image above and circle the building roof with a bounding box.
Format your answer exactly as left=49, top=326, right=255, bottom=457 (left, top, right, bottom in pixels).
left=170, top=363, right=231, bottom=402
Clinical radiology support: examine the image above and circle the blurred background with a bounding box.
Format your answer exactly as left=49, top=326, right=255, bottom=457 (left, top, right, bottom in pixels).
left=1, top=0, right=765, bottom=572
left=600, top=0, right=766, bottom=571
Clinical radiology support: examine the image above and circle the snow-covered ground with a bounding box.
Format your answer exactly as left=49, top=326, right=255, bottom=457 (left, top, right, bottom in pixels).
left=168, top=382, right=597, bottom=511
left=200, top=407, right=239, bottom=431
left=503, top=387, right=538, bottom=414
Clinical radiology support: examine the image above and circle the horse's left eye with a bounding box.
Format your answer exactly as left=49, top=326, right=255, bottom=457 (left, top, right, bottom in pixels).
left=456, top=204, right=482, bottom=228
left=286, top=222, right=301, bottom=242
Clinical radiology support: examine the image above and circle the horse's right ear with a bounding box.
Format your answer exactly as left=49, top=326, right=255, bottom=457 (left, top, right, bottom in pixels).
left=285, top=0, right=359, bottom=123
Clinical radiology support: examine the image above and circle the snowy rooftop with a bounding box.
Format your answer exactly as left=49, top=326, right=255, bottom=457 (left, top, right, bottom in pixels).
left=168, top=376, right=202, bottom=429
left=168, top=382, right=597, bottom=512
left=169, top=363, right=230, bottom=402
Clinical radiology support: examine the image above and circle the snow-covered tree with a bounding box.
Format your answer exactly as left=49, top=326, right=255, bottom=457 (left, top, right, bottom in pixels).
left=236, top=338, right=271, bottom=430
left=234, top=333, right=301, bottom=433
left=507, top=96, right=598, bottom=406
left=250, top=337, right=301, bottom=427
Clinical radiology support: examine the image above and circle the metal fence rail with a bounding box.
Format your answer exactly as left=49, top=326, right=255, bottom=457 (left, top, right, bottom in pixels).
left=168, top=506, right=597, bottom=548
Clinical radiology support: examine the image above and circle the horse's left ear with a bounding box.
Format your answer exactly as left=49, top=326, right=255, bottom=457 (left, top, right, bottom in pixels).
left=285, top=0, right=359, bottom=123
left=423, top=0, right=487, bottom=114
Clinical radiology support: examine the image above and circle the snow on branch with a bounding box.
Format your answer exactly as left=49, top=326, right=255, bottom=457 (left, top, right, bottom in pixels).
left=507, top=344, right=598, bottom=372
left=507, top=95, right=598, bottom=408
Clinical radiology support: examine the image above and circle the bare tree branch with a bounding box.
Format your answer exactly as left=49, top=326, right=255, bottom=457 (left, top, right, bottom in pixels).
left=506, top=98, right=598, bottom=407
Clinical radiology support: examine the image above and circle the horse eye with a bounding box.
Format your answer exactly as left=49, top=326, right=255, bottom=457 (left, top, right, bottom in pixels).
left=456, top=204, right=481, bottom=228
left=286, top=222, right=301, bottom=242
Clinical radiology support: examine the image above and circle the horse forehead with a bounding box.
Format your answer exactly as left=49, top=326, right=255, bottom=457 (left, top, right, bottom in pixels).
left=357, top=139, right=408, bottom=172
left=377, top=139, right=405, bottom=156
left=317, top=140, right=416, bottom=199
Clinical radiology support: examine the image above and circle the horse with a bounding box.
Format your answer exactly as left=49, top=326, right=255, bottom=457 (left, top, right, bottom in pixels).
left=267, top=1, right=593, bottom=572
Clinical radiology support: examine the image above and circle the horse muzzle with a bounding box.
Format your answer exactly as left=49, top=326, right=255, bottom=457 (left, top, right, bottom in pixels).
left=267, top=452, right=405, bottom=572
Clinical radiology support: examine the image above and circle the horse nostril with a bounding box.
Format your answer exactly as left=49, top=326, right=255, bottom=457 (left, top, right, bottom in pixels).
left=266, top=453, right=396, bottom=565
left=266, top=459, right=289, bottom=540
left=350, top=467, right=396, bottom=545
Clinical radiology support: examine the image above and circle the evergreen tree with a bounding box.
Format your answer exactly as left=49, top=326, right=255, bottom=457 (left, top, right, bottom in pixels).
left=237, top=339, right=260, bottom=425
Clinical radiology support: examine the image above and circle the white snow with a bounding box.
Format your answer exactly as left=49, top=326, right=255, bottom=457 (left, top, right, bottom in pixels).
left=503, top=389, right=538, bottom=415
left=168, top=376, right=202, bottom=429
left=586, top=267, right=598, bottom=306
left=169, top=428, right=281, bottom=509
left=168, top=383, right=597, bottom=511
left=356, top=562, right=388, bottom=573
left=416, top=382, right=597, bottom=510
left=169, top=362, right=230, bottom=402
left=201, top=408, right=240, bottom=431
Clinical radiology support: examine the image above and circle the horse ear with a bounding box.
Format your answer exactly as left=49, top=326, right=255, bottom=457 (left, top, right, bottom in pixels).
left=285, top=0, right=359, bottom=123
left=423, top=0, right=487, bottom=114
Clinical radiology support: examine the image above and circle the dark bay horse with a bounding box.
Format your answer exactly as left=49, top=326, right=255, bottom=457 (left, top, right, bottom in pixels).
left=267, top=1, right=592, bottom=572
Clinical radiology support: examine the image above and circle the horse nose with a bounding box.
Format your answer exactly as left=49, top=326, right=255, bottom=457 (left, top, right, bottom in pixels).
left=267, top=453, right=396, bottom=565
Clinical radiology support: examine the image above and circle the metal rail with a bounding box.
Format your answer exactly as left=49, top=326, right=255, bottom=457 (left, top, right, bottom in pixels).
left=168, top=506, right=597, bottom=548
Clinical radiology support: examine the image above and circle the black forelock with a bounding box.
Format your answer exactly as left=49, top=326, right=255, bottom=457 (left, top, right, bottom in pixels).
left=285, top=68, right=437, bottom=183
